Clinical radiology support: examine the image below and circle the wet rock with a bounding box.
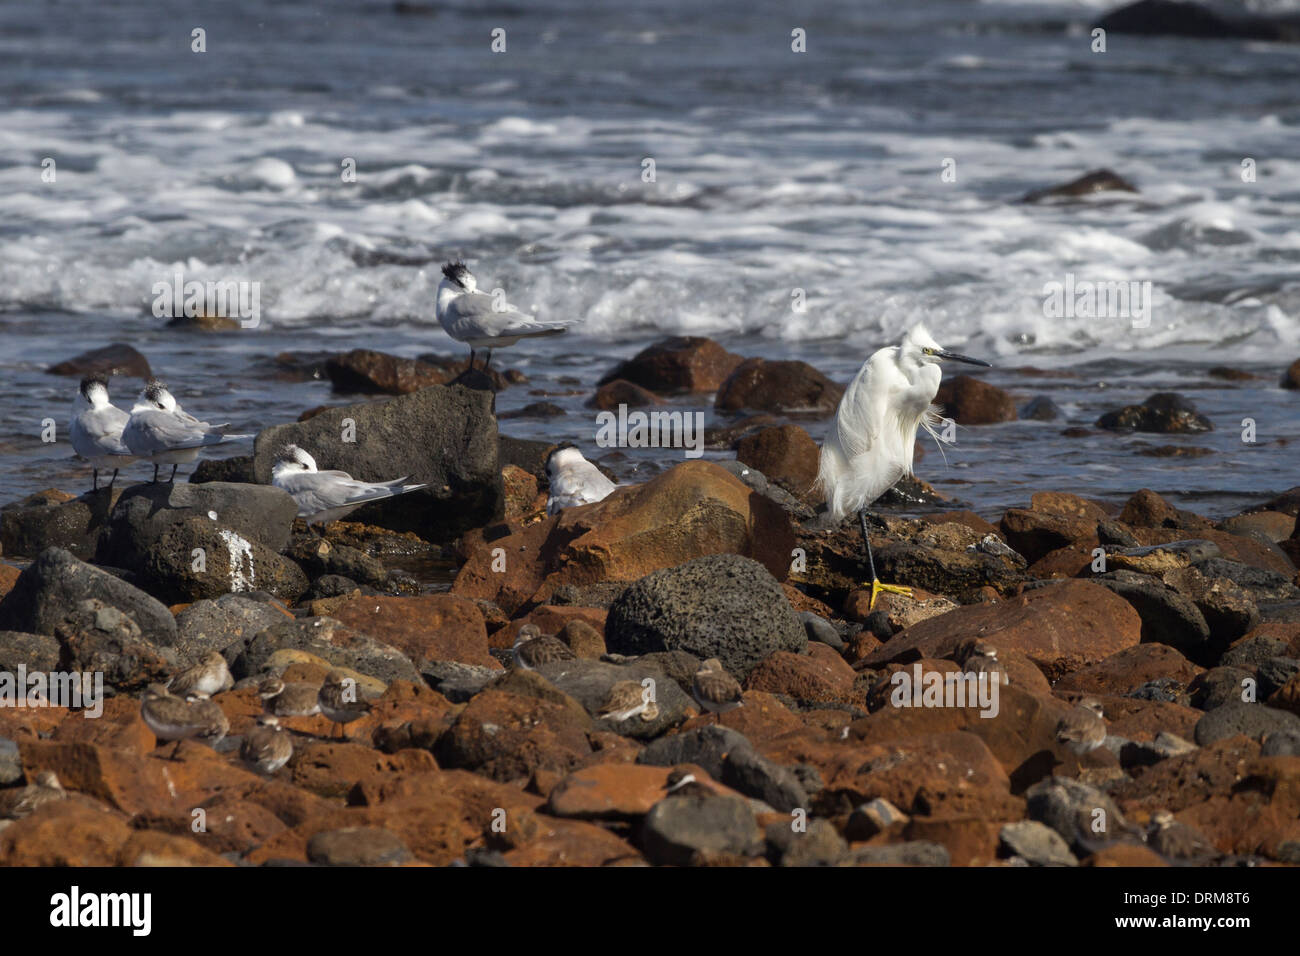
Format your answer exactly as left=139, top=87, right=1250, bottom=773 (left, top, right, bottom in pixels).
left=175, top=594, right=290, bottom=665
left=547, top=763, right=708, bottom=821
left=1024, top=776, right=1131, bottom=852
left=765, top=818, right=847, bottom=866
left=845, top=797, right=909, bottom=840
left=1258, top=657, right=1300, bottom=699
left=1096, top=393, right=1212, bottom=433
left=499, top=401, right=564, bottom=420
left=588, top=379, right=660, bottom=410
left=1021, top=168, right=1138, bottom=203
left=252, top=384, right=501, bottom=543
left=637, top=724, right=752, bottom=780
left=1219, top=511, right=1296, bottom=545
left=0, top=548, right=177, bottom=646
left=934, top=375, right=1017, bottom=425
left=0, top=630, right=62, bottom=673
left=307, top=826, right=412, bottom=866
left=599, top=336, right=744, bottom=394
left=287, top=537, right=386, bottom=588
left=999, top=820, right=1077, bottom=866
left=715, top=460, right=815, bottom=521
left=1188, top=666, right=1254, bottom=711
left=641, top=795, right=762, bottom=865
left=452, top=461, right=796, bottom=615
left=1193, top=701, right=1300, bottom=745
left=1283, top=359, right=1300, bottom=390
left=46, top=343, right=151, bottom=380
left=435, top=690, right=593, bottom=782
left=1000, top=509, right=1099, bottom=564
left=1055, top=643, right=1202, bottom=698
left=715, top=358, right=844, bottom=417
left=327, top=593, right=498, bottom=671
left=116, top=514, right=308, bottom=605
left=1092, top=571, right=1212, bottom=661
left=1095, top=0, right=1300, bottom=43
left=237, top=616, right=423, bottom=685
left=533, top=657, right=691, bottom=739
left=325, top=349, right=453, bottom=394
left=189, top=456, right=255, bottom=484
left=859, top=580, right=1141, bottom=681
left=605, top=554, right=806, bottom=680
left=735, top=425, right=820, bottom=502
left=420, top=660, right=498, bottom=703
left=99, top=481, right=296, bottom=564
left=851, top=841, right=950, bottom=866
left=54, top=598, right=177, bottom=692
left=1018, top=396, right=1060, bottom=421
left=720, top=745, right=810, bottom=813
left=1261, top=731, right=1300, bottom=757
left=1, top=489, right=124, bottom=561
left=744, top=650, right=857, bottom=706
left=799, top=611, right=845, bottom=652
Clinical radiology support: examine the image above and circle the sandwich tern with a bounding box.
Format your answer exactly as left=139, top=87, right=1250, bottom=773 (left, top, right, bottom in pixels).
left=435, top=261, right=567, bottom=370
left=69, top=374, right=135, bottom=490
left=122, top=379, right=249, bottom=482
left=271, top=443, right=428, bottom=527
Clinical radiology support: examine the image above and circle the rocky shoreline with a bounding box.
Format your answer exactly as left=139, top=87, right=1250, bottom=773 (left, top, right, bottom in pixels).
left=1, top=336, right=1299, bottom=867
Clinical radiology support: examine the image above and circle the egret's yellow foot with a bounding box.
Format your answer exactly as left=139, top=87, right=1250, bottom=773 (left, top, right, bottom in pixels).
left=868, top=579, right=912, bottom=610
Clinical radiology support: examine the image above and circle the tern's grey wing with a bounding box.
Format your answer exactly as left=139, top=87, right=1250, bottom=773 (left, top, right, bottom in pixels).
left=71, top=406, right=132, bottom=458
left=124, top=409, right=224, bottom=454
left=276, top=472, right=409, bottom=517
left=443, top=293, right=537, bottom=340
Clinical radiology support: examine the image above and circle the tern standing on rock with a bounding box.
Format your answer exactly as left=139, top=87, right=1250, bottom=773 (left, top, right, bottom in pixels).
left=817, top=324, right=990, bottom=609
left=69, top=374, right=136, bottom=491
left=122, top=379, right=249, bottom=482
left=435, top=261, right=568, bottom=371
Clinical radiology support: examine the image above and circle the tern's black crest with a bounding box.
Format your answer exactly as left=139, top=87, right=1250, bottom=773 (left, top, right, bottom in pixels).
left=274, top=444, right=305, bottom=465
left=441, top=260, right=471, bottom=288
left=143, top=379, right=168, bottom=403
left=79, top=374, right=109, bottom=399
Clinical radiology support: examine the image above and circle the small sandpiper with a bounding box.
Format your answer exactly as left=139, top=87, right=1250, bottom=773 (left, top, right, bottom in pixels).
left=0, top=771, right=67, bottom=820
left=961, top=639, right=1002, bottom=680
left=167, top=650, right=234, bottom=699
left=1148, top=810, right=1219, bottom=864
left=691, top=658, right=744, bottom=717
left=1055, top=698, right=1107, bottom=755
left=258, top=676, right=322, bottom=717
left=318, top=670, right=373, bottom=739
left=140, top=684, right=228, bottom=759
left=664, top=769, right=714, bottom=798
left=596, top=679, right=659, bottom=723
left=512, top=623, right=576, bottom=671
left=240, top=715, right=294, bottom=775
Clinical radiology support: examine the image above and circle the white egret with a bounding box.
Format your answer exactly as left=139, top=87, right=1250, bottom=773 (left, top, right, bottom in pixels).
left=435, top=261, right=568, bottom=371
left=816, top=324, right=991, bottom=609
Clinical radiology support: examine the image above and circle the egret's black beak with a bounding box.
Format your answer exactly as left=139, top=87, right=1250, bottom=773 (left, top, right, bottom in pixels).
left=936, top=349, right=991, bottom=368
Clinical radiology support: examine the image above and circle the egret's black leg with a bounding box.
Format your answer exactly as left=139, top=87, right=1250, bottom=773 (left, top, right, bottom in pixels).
left=169, top=464, right=178, bottom=482
left=108, top=469, right=118, bottom=489
left=92, top=469, right=99, bottom=492
left=152, top=464, right=159, bottom=483
left=858, top=509, right=878, bottom=582
left=483, top=349, right=493, bottom=371
left=468, top=348, right=476, bottom=371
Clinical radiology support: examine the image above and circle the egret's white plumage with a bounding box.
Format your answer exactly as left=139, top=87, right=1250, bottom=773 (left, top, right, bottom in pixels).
left=817, top=324, right=990, bottom=606
left=69, top=375, right=135, bottom=490
left=122, top=379, right=250, bottom=482
left=271, top=444, right=428, bottom=526
left=545, top=444, right=616, bottom=515
left=435, top=261, right=567, bottom=370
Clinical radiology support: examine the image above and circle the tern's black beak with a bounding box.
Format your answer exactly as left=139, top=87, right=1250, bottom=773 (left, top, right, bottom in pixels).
left=936, top=349, right=992, bottom=368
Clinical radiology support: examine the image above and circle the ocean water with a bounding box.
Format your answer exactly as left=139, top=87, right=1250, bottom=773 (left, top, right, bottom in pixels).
left=2, top=0, right=1299, bottom=521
